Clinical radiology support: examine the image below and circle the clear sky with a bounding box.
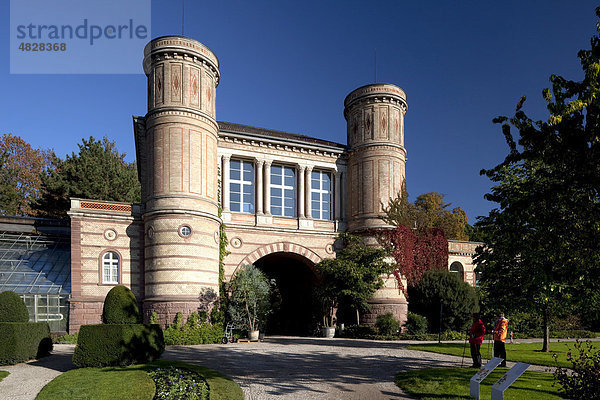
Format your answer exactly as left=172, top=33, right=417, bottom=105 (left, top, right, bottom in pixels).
left=1, top=1, right=598, bottom=222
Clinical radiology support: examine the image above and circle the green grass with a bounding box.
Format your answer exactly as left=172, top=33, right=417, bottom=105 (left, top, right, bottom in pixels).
left=0, top=370, right=9, bottom=382
left=406, top=341, right=596, bottom=368
left=36, top=360, right=243, bottom=400
left=396, top=367, right=565, bottom=400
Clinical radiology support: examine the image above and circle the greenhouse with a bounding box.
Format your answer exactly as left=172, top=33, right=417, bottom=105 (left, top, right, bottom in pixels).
left=0, top=217, right=70, bottom=332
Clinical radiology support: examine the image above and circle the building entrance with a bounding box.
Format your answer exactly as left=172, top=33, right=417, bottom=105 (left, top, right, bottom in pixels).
left=254, top=252, right=319, bottom=336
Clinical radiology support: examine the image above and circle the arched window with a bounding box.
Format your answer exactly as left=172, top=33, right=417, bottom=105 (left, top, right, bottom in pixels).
left=449, top=261, right=464, bottom=281
left=102, top=252, right=120, bottom=284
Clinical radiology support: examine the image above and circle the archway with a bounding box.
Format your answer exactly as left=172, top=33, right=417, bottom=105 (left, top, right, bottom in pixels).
left=254, top=252, right=319, bottom=336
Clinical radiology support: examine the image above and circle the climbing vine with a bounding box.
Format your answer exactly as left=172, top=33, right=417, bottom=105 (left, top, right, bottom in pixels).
left=378, top=226, right=448, bottom=295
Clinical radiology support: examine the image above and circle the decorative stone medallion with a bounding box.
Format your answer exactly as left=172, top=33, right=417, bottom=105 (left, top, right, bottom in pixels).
left=147, top=227, right=154, bottom=240
left=104, top=229, right=117, bottom=241
left=230, top=237, right=242, bottom=248
left=325, top=244, right=334, bottom=254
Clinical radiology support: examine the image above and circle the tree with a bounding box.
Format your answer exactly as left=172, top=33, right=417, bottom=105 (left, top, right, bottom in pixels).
left=314, top=233, right=392, bottom=326
left=383, top=180, right=470, bottom=241
left=228, top=264, right=271, bottom=332
left=408, top=269, right=478, bottom=333
left=36, top=136, right=141, bottom=218
left=0, top=134, right=52, bottom=216
left=475, top=8, right=600, bottom=351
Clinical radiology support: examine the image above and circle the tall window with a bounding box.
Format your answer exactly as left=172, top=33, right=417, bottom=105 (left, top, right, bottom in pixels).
left=230, top=159, right=255, bottom=213
left=102, top=252, right=119, bottom=284
left=311, top=170, right=332, bottom=220
left=270, top=165, right=296, bottom=217
left=449, top=261, right=464, bottom=281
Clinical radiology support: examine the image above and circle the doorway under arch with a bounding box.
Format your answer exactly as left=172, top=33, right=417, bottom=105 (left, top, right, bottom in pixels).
left=254, top=252, right=319, bottom=336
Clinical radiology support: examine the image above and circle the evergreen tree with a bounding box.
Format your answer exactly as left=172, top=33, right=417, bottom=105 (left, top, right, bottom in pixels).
left=37, top=136, right=141, bottom=218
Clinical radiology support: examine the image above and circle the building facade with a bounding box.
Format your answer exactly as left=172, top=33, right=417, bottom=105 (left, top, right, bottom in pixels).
left=66, top=36, right=479, bottom=333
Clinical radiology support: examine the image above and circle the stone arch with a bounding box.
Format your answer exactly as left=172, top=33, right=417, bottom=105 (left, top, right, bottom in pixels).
left=237, top=242, right=322, bottom=272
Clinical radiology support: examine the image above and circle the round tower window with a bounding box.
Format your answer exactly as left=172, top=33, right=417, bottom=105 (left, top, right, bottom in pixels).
left=179, top=225, right=192, bottom=237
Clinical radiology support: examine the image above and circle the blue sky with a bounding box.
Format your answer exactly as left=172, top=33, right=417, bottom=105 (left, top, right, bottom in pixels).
left=1, top=1, right=598, bottom=222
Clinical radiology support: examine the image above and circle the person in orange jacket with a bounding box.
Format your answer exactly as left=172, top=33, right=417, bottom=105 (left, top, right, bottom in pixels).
left=469, top=312, right=486, bottom=368
left=493, top=312, right=509, bottom=367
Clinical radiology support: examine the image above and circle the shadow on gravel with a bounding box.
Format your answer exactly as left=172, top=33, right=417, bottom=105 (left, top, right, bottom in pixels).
left=27, top=347, right=75, bottom=373
left=163, top=339, right=456, bottom=398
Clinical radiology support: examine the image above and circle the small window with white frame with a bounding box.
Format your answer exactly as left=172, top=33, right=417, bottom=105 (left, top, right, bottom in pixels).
left=102, top=251, right=120, bottom=284
left=230, top=159, right=255, bottom=213
left=270, top=165, right=296, bottom=217
left=311, top=170, right=332, bottom=220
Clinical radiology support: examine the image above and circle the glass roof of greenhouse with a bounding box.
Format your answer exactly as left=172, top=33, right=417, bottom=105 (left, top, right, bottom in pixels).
left=0, top=217, right=71, bottom=295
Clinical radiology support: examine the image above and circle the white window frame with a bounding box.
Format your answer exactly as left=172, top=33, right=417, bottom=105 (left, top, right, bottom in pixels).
left=102, top=252, right=120, bottom=284
left=311, top=170, right=332, bottom=220
left=270, top=165, right=296, bottom=217
left=230, top=159, right=255, bottom=213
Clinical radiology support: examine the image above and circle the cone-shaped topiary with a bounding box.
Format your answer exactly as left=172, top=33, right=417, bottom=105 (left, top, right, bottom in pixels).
left=102, top=286, right=142, bottom=324
left=0, top=291, right=29, bottom=323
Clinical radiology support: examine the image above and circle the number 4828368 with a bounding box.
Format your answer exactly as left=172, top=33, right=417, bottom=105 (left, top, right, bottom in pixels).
left=18, top=43, right=66, bottom=51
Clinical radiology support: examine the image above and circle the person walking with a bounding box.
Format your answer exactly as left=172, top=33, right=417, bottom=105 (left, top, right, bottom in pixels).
left=469, top=313, right=486, bottom=368
left=493, top=312, right=509, bottom=367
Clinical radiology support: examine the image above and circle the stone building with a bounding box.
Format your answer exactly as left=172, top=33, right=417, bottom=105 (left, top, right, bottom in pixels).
left=61, top=36, right=479, bottom=333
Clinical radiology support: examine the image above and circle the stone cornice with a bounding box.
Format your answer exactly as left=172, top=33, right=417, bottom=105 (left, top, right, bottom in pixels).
left=219, top=130, right=347, bottom=160
left=143, top=36, right=220, bottom=84
left=145, top=108, right=218, bottom=130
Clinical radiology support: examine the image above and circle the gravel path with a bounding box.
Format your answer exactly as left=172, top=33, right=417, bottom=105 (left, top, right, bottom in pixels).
left=0, top=344, right=75, bottom=400
left=0, top=338, right=559, bottom=400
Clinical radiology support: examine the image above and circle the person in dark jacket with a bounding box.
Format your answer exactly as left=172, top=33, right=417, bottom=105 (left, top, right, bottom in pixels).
left=469, top=313, right=486, bottom=368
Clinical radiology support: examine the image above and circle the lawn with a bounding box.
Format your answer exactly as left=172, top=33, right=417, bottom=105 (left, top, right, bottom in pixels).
left=405, top=341, right=595, bottom=368
left=396, top=367, right=565, bottom=400
left=36, top=360, right=243, bottom=400
left=0, top=370, right=9, bottom=382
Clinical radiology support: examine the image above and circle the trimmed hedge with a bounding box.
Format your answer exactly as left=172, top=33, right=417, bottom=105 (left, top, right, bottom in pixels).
left=102, top=286, right=142, bottom=324
left=0, top=322, right=53, bottom=365
left=73, top=324, right=164, bottom=367
left=0, top=291, right=29, bottom=323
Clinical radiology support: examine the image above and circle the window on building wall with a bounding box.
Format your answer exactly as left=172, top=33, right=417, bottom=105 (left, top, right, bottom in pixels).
left=311, top=170, right=332, bottom=220
left=270, top=165, right=296, bottom=217
left=449, top=261, right=464, bottom=281
left=102, top=252, right=120, bottom=284
left=475, top=269, right=482, bottom=287
left=230, top=159, right=255, bottom=213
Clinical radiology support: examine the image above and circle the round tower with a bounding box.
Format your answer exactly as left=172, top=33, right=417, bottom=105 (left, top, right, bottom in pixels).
left=140, top=36, right=221, bottom=326
left=344, top=83, right=408, bottom=325
left=344, top=83, right=407, bottom=231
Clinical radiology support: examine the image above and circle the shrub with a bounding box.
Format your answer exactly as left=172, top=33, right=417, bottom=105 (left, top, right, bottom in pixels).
left=554, top=340, right=600, bottom=399
left=408, top=269, right=478, bottom=333
left=338, top=324, right=377, bottom=338
left=102, top=286, right=141, bottom=324
left=55, top=332, right=78, bottom=344
left=376, top=313, right=400, bottom=336
left=163, top=312, right=224, bottom=345
left=0, top=322, right=52, bottom=365
left=404, top=312, right=428, bottom=335
left=72, top=324, right=164, bottom=367
left=0, top=291, right=29, bottom=322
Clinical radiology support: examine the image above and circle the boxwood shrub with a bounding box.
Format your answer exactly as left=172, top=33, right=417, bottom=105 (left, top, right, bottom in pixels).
left=102, top=285, right=142, bottom=324
left=0, top=322, right=53, bottom=365
left=73, top=324, right=164, bottom=367
left=0, top=291, right=30, bottom=323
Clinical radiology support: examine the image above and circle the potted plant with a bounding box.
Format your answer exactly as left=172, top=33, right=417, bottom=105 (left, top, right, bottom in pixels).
left=227, top=264, right=271, bottom=341
left=315, top=286, right=337, bottom=338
